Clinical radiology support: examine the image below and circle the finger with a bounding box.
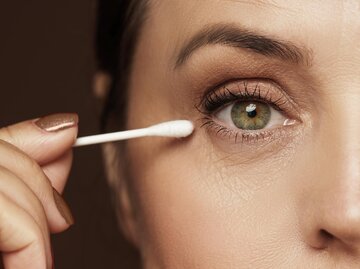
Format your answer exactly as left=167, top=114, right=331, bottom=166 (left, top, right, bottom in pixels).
left=42, top=150, right=73, bottom=194
left=0, top=193, right=52, bottom=269
left=0, top=140, right=74, bottom=233
left=0, top=167, right=52, bottom=268
left=0, top=113, right=78, bottom=165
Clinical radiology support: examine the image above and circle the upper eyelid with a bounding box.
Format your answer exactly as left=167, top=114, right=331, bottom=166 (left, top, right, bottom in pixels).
left=200, top=79, right=291, bottom=114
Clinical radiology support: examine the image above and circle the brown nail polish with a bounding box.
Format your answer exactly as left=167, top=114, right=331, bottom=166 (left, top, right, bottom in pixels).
left=35, top=113, right=78, bottom=132
left=52, top=188, right=74, bottom=225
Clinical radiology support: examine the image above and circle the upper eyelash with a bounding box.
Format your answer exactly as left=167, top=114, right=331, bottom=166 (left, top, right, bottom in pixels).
left=199, top=81, right=288, bottom=114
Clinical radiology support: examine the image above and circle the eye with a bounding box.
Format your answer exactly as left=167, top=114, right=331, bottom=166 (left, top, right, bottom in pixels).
left=216, top=100, right=289, bottom=131
left=198, top=79, right=299, bottom=143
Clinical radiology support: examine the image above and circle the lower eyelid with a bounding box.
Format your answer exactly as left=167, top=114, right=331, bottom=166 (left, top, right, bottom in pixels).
left=200, top=120, right=302, bottom=163
left=200, top=115, right=300, bottom=146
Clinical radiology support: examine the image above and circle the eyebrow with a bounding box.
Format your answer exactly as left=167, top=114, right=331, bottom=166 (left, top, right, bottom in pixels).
left=175, top=23, right=312, bottom=68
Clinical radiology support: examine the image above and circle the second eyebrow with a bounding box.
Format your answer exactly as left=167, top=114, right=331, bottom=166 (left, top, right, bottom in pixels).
left=175, top=23, right=312, bottom=68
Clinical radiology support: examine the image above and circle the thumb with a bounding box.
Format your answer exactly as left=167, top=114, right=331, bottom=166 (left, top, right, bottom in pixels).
left=0, top=113, right=79, bottom=165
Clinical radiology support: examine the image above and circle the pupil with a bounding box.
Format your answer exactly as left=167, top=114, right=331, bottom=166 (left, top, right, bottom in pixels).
left=247, top=109, right=257, bottom=118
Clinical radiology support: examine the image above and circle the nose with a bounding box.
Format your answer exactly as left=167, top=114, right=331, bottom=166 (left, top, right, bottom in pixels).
left=296, top=104, right=360, bottom=255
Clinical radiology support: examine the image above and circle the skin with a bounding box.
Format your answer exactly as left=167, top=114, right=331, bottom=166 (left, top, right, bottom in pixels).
left=0, top=117, right=76, bottom=268
left=2, top=0, right=360, bottom=268
left=102, top=0, right=360, bottom=268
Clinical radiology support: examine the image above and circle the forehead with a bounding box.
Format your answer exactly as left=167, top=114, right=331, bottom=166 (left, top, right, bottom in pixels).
left=133, top=0, right=360, bottom=80
left=144, top=0, right=360, bottom=47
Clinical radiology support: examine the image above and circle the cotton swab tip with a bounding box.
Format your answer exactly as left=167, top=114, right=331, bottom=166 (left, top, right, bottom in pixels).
left=146, top=120, right=194, bottom=137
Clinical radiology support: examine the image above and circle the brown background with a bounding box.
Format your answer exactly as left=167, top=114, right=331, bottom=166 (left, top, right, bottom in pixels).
left=0, top=1, right=140, bottom=268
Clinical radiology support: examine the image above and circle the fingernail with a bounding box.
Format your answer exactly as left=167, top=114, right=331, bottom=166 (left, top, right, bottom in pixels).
left=35, top=113, right=78, bottom=132
left=52, top=187, right=75, bottom=225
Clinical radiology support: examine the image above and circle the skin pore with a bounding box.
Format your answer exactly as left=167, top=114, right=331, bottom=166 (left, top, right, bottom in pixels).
left=103, top=0, right=360, bottom=268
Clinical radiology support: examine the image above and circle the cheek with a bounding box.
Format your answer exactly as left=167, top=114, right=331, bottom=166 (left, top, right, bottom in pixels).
left=125, top=129, right=305, bottom=268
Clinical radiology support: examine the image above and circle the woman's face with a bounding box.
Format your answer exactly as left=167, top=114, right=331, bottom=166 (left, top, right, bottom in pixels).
left=121, top=0, right=360, bottom=267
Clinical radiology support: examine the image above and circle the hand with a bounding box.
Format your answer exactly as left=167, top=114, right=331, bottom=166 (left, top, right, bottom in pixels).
left=0, top=113, right=78, bottom=269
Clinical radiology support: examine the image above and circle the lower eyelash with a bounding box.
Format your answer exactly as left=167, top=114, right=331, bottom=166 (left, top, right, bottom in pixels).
left=199, top=116, right=279, bottom=144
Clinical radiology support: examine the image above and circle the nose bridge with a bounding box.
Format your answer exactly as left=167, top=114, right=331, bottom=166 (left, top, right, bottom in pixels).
left=321, top=139, right=360, bottom=251
left=314, top=116, right=360, bottom=225
left=319, top=145, right=360, bottom=240
left=319, top=79, right=360, bottom=173
left=327, top=80, right=360, bottom=162
left=321, top=87, right=360, bottom=220
left=297, top=85, right=360, bottom=252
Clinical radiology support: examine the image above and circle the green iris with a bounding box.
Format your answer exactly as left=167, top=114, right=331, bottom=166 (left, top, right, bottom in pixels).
left=230, top=101, right=271, bottom=130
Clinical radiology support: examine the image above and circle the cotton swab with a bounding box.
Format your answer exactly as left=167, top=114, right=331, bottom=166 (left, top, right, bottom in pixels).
left=73, top=120, right=194, bottom=147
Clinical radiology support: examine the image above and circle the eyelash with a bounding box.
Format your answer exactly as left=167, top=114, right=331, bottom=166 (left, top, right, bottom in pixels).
left=197, top=80, right=297, bottom=144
